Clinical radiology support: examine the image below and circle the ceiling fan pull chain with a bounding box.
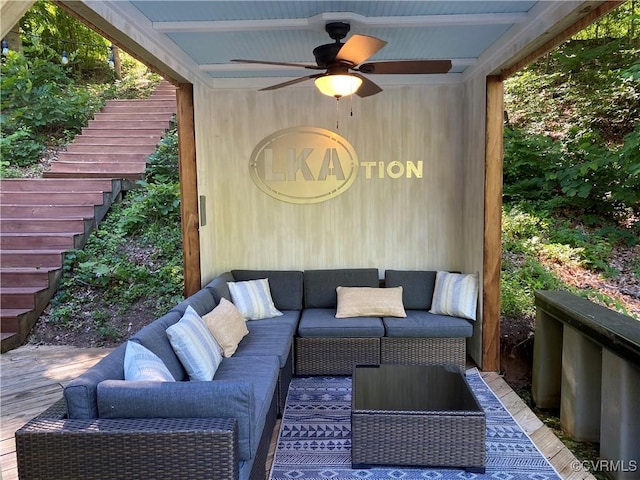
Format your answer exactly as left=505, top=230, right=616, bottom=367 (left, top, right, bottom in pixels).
left=336, top=97, right=340, bottom=129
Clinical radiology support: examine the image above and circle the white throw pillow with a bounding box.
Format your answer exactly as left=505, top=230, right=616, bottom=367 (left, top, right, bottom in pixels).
left=166, top=305, right=223, bottom=381
left=123, top=341, right=175, bottom=382
left=429, top=271, right=479, bottom=321
left=202, top=298, right=249, bottom=357
left=227, top=278, right=283, bottom=320
left=335, top=286, right=406, bottom=318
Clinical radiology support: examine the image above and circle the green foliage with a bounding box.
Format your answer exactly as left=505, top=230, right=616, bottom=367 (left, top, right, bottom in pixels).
left=0, top=126, right=44, bottom=166
left=51, top=194, right=184, bottom=323
left=119, top=181, right=181, bottom=234
left=21, top=0, right=112, bottom=80
left=145, top=121, right=179, bottom=184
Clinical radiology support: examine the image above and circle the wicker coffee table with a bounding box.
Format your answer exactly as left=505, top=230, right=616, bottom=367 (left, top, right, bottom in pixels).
left=351, top=364, right=485, bottom=472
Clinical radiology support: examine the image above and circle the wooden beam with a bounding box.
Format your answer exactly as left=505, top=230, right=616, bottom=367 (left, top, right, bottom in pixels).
left=176, top=83, right=201, bottom=297
left=501, top=1, right=622, bottom=79
left=483, top=75, right=503, bottom=372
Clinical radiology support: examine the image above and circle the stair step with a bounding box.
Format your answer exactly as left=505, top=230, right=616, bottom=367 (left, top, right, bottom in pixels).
left=73, top=136, right=161, bottom=146
left=45, top=162, right=146, bottom=176
left=0, top=308, right=32, bottom=333
left=0, top=191, right=105, bottom=205
left=0, top=204, right=96, bottom=218
left=79, top=128, right=165, bottom=138
left=93, top=112, right=174, bottom=122
left=65, top=144, right=157, bottom=154
left=0, top=249, right=66, bottom=268
left=0, top=217, right=88, bottom=234
left=0, top=178, right=115, bottom=192
left=58, top=152, right=150, bottom=162
left=1, top=232, right=78, bottom=249
left=88, top=119, right=171, bottom=130
left=1, top=267, right=58, bottom=287
left=101, top=104, right=176, bottom=114
left=0, top=286, right=46, bottom=308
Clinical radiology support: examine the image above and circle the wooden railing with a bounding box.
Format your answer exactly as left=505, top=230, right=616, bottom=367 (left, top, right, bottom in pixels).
left=532, top=290, right=639, bottom=480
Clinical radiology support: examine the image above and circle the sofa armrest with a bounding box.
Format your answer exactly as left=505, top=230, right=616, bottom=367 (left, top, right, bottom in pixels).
left=97, top=379, right=256, bottom=460
left=16, top=414, right=238, bottom=480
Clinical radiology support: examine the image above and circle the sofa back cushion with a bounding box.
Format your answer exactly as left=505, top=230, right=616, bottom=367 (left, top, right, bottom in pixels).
left=304, top=269, right=379, bottom=308
left=231, top=270, right=304, bottom=311
left=384, top=270, right=437, bottom=310
left=64, top=342, right=127, bottom=419
left=170, top=288, right=217, bottom=316
left=204, top=271, right=234, bottom=303
left=130, top=310, right=187, bottom=381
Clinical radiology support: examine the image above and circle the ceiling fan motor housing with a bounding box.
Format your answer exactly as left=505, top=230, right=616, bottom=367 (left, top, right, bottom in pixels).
left=313, top=22, right=351, bottom=68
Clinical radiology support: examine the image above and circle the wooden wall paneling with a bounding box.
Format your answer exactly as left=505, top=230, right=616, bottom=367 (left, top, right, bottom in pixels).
left=483, top=76, right=504, bottom=371
left=177, top=83, right=201, bottom=296
left=198, top=85, right=466, bottom=277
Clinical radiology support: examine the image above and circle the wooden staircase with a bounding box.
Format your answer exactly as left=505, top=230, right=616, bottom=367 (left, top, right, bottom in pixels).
left=0, top=81, right=176, bottom=353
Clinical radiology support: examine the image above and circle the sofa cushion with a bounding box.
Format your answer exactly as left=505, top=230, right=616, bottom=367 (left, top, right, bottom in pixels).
left=213, top=355, right=279, bottom=460
left=131, top=310, right=186, bottom=381
left=166, top=306, right=224, bottom=381
left=430, top=271, right=479, bottom=321
left=64, top=342, right=127, bottom=419
left=97, top=355, right=279, bottom=461
left=304, top=269, right=379, bottom=308
left=123, top=341, right=175, bottom=382
left=202, top=298, right=249, bottom=357
left=228, top=278, right=283, bottom=320
left=170, top=287, right=217, bottom=317
left=383, top=311, right=473, bottom=338
left=298, top=308, right=385, bottom=338
left=335, top=286, right=406, bottom=318
left=246, top=310, right=300, bottom=337
left=204, top=271, right=234, bottom=303
left=384, top=270, right=437, bottom=310
left=232, top=327, right=293, bottom=368
left=231, top=270, right=304, bottom=311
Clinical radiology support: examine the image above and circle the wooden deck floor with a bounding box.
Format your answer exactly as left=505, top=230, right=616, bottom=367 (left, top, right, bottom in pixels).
left=1, top=346, right=594, bottom=480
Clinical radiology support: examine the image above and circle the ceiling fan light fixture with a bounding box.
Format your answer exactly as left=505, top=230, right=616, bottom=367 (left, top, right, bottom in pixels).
left=314, top=74, right=362, bottom=98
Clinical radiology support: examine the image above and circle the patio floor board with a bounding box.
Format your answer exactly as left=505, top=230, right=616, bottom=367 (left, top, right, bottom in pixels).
left=0, top=346, right=594, bottom=480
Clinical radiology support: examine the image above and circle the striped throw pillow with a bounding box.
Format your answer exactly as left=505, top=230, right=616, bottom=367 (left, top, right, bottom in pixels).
left=227, top=278, right=283, bottom=320
left=166, top=305, right=223, bottom=381
left=429, top=271, right=479, bottom=321
left=124, top=341, right=175, bottom=382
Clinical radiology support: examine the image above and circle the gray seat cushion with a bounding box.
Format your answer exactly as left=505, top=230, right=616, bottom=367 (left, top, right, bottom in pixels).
left=383, top=311, right=473, bottom=338
left=304, top=269, right=379, bottom=308
left=245, top=310, right=300, bottom=337
left=384, top=270, right=437, bottom=310
left=298, top=308, right=385, bottom=338
left=232, top=327, right=293, bottom=368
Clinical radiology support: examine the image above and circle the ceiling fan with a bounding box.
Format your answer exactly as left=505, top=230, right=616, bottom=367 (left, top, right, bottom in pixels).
left=231, top=22, right=452, bottom=98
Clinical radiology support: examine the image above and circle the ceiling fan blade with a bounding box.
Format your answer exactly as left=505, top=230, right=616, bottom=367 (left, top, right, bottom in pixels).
left=231, top=59, right=323, bottom=70
left=353, top=73, right=383, bottom=98
left=335, top=34, right=387, bottom=66
left=358, top=60, right=452, bottom=75
left=259, top=74, right=321, bottom=91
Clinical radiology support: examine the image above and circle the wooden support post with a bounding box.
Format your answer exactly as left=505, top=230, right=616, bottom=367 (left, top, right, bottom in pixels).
left=482, top=75, right=503, bottom=371
left=176, top=83, right=201, bottom=297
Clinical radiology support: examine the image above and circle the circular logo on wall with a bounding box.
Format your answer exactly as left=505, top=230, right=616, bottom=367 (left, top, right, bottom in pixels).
left=249, top=127, right=359, bottom=204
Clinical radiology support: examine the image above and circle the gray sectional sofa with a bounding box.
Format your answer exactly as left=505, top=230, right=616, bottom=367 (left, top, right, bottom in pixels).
left=16, top=268, right=475, bottom=480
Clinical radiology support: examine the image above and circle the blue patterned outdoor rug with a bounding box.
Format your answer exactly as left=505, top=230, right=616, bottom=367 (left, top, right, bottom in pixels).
left=269, top=369, right=561, bottom=480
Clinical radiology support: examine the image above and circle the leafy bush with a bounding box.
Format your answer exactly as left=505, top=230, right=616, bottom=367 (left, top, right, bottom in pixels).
left=145, top=121, right=179, bottom=184
left=0, top=126, right=44, bottom=166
